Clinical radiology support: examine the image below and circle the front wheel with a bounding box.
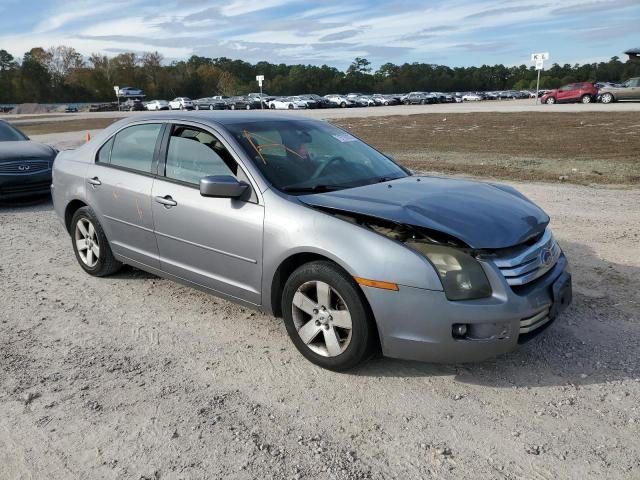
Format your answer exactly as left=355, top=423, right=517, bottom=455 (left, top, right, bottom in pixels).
left=601, top=92, right=614, bottom=104
left=282, top=261, right=377, bottom=371
left=581, top=95, right=592, bottom=104
left=545, top=96, right=556, bottom=104
left=71, top=207, right=121, bottom=277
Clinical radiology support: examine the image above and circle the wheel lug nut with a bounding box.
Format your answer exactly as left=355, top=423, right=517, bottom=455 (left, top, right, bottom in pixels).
left=323, top=325, right=330, bottom=330
left=315, top=320, right=321, bottom=326
left=328, top=316, right=333, bottom=321
left=313, top=308, right=319, bottom=315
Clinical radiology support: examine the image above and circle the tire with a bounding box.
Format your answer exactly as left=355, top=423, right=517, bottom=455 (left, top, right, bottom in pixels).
left=581, top=95, right=592, bottom=104
left=601, top=92, right=614, bottom=104
left=179, top=104, right=184, bottom=110
left=545, top=97, right=556, bottom=104
left=195, top=105, right=200, bottom=110
left=288, top=104, right=294, bottom=110
left=209, top=105, right=214, bottom=110
left=340, top=102, right=346, bottom=108
left=70, top=206, right=121, bottom=277
left=282, top=261, right=377, bottom=371
left=246, top=104, right=251, bottom=110
left=420, top=99, right=425, bottom=105
left=230, top=104, right=235, bottom=110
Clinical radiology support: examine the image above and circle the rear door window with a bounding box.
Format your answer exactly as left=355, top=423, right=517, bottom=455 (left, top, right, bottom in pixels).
left=109, top=124, right=162, bottom=173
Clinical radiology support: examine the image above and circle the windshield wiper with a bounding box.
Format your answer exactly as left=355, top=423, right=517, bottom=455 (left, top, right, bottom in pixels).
left=282, top=184, right=348, bottom=194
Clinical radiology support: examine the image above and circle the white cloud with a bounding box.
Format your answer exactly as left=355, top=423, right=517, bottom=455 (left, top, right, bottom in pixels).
left=220, top=0, right=296, bottom=17
left=34, top=1, right=126, bottom=32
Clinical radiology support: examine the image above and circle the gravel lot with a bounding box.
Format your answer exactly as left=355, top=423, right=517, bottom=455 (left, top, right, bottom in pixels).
left=1, top=180, right=639, bottom=479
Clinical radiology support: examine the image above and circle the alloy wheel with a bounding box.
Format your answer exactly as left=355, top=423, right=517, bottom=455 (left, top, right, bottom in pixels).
left=75, top=218, right=100, bottom=268
left=601, top=93, right=613, bottom=104
left=582, top=95, right=592, bottom=104
left=291, top=281, right=352, bottom=357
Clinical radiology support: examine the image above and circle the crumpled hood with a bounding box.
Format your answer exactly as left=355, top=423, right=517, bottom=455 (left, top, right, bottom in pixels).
left=300, top=176, right=549, bottom=249
left=0, top=141, right=57, bottom=162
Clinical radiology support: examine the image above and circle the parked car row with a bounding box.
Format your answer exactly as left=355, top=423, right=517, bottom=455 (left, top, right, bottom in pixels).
left=116, top=78, right=640, bottom=112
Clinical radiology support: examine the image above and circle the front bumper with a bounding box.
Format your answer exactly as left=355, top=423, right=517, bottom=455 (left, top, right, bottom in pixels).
left=0, top=172, right=52, bottom=200
left=363, top=253, right=571, bottom=363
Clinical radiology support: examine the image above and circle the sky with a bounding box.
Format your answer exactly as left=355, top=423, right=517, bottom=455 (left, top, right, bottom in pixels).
left=0, top=0, right=638, bottom=69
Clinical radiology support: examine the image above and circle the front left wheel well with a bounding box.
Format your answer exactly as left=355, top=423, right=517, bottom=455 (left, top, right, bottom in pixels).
left=271, top=253, right=330, bottom=318
left=64, top=199, right=88, bottom=233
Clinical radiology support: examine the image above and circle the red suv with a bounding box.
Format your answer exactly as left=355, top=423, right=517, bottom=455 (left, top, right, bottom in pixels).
left=542, top=82, right=599, bottom=104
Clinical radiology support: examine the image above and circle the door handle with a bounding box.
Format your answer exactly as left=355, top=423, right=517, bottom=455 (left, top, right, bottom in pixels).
left=87, top=177, right=101, bottom=186
left=154, top=195, right=177, bottom=208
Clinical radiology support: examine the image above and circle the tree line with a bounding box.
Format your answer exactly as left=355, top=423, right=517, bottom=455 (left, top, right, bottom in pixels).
left=1, top=46, right=639, bottom=104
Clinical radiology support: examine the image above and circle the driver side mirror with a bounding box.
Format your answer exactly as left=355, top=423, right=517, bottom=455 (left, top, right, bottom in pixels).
left=200, top=175, right=250, bottom=199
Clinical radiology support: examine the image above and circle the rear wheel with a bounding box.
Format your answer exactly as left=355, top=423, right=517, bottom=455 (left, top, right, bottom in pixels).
left=545, top=96, right=556, bottom=104
left=230, top=104, right=235, bottom=110
left=246, top=104, right=251, bottom=110
left=71, top=207, right=121, bottom=277
left=601, top=92, right=614, bottom=104
left=340, top=102, right=346, bottom=108
left=581, top=95, right=592, bottom=104
left=282, top=261, right=376, bottom=371
left=209, top=105, right=214, bottom=110
left=288, top=104, right=294, bottom=109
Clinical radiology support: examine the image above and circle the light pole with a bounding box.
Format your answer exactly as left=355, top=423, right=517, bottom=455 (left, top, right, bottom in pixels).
left=256, top=75, right=265, bottom=109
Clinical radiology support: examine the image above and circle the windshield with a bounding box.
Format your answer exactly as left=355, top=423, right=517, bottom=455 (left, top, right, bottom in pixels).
left=227, top=120, right=408, bottom=193
left=0, top=122, right=27, bottom=141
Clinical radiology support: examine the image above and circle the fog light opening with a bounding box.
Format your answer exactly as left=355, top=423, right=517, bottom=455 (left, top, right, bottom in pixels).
left=452, top=323, right=468, bottom=339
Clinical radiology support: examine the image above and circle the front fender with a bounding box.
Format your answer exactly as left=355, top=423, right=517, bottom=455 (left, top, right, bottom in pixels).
left=261, top=190, right=443, bottom=314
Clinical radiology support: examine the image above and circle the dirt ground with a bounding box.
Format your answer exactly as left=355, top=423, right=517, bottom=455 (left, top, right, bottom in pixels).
left=335, top=112, right=640, bottom=185
left=1, top=181, right=639, bottom=479
left=15, top=111, right=640, bottom=185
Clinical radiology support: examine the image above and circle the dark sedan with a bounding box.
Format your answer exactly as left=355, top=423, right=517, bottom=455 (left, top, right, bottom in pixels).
left=0, top=120, right=57, bottom=201
left=228, top=96, right=264, bottom=110
left=194, top=97, right=229, bottom=110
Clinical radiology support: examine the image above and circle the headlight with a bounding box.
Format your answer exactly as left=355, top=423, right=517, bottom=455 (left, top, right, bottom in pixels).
left=406, top=241, right=492, bottom=301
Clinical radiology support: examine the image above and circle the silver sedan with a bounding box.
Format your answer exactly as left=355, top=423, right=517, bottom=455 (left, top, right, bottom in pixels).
left=52, top=112, right=572, bottom=370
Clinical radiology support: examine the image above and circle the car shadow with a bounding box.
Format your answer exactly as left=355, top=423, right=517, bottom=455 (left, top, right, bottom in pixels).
left=0, top=194, right=52, bottom=210
left=350, top=239, right=639, bottom=388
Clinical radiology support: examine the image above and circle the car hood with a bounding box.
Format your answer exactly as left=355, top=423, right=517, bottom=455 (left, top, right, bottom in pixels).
left=0, top=141, right=57, bottom=162
left=299, top=176, right=549, bottom=249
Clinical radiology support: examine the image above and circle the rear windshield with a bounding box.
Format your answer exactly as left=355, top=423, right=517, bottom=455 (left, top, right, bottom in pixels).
left=0, top=122, right=27, bottom=142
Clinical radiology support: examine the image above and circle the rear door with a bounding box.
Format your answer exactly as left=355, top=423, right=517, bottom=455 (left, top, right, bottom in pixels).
left=85, top=122, right=164, bottom=268
left=151, top=123, right=264, bottom=305
left=626, top=78, right=640, bottom=100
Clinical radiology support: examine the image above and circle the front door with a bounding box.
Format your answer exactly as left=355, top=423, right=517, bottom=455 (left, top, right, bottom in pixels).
left=556, top=84, right=573, bottom=102
left=85, top=122, right=163, bottom=268
left=151, top=124, right=264, bottom=305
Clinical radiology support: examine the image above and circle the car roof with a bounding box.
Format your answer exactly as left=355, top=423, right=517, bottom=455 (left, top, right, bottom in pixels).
left=114, top=111, right=323, bottom=128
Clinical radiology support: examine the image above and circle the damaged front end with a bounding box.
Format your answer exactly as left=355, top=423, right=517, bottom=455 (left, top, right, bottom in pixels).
left=322, top=208, right=493, bottom=301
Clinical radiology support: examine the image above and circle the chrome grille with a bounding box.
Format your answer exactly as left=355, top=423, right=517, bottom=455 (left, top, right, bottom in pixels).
left=491, top=229, right=561, bottom=286
left=0, top=160, right=51, bottom=175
